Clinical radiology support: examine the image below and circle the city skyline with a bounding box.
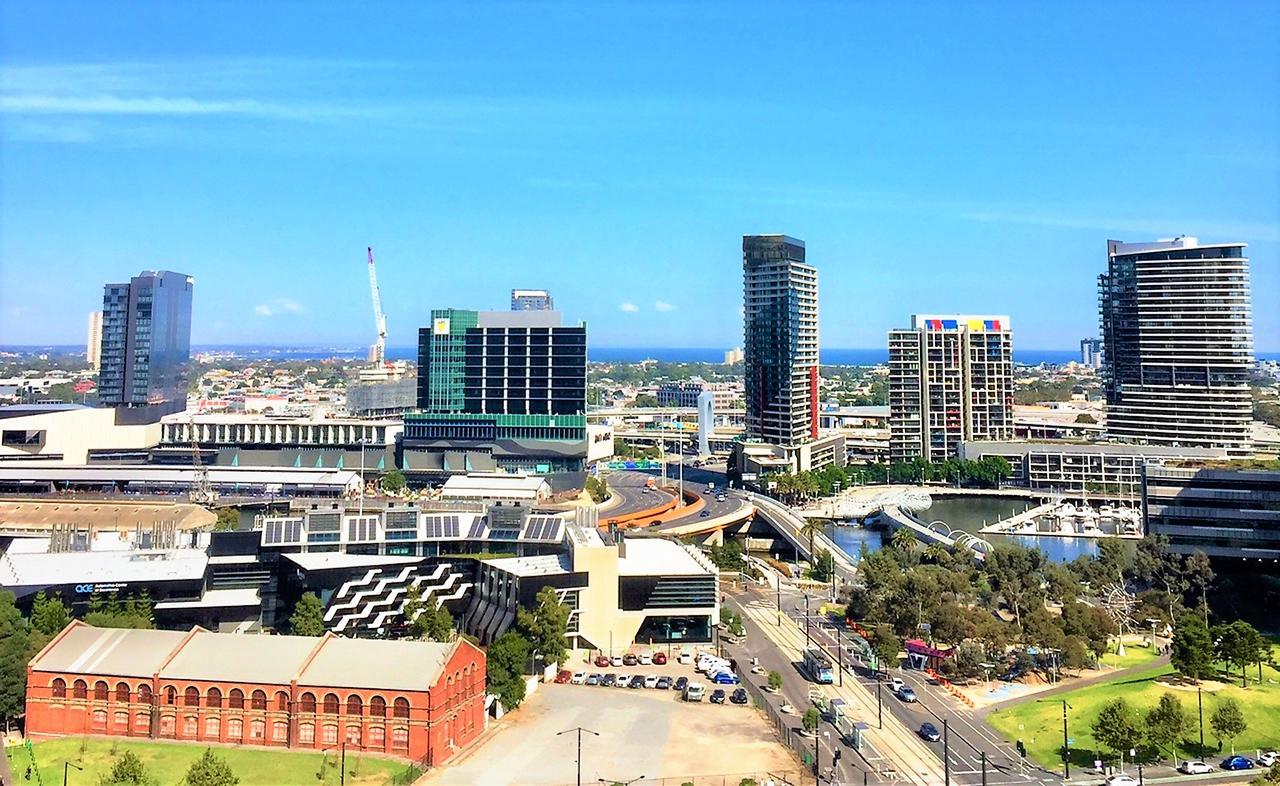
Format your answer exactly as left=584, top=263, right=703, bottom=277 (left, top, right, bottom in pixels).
left=1, top=2, right=1278, bottom=351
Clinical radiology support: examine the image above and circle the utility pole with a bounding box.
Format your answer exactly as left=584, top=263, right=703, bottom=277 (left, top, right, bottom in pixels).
left=1035, top=699, right=1071, bottom=779
left=805, top=592, right=812, bottom=647
left=981, top=751, right=987, bottom=786
left=64, top=761, right=83, bottom=786
left=943, top=719, right=950, bottom=786
left=1197, top=685, right=1205, bottom=761
left=557, top=726, right=600, bottom=786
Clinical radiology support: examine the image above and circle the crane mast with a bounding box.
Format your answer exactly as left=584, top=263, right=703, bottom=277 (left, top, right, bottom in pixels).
left=366, top=246, right=387, bottom=364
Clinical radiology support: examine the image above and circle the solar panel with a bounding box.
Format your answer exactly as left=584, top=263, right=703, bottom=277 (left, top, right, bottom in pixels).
left=466, top=517, right=486, bottom=539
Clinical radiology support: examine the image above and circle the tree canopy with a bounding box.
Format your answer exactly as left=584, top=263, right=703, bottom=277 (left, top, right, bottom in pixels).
left=289, top=592, right=326, bottom=637
left=516, top=586, right=570, bottom=668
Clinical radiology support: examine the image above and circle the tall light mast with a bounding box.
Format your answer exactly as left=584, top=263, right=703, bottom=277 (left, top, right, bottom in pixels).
left=366, top=246, right=387, bottom=364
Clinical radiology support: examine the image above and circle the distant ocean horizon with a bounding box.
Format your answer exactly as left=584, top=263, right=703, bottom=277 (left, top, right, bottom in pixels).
left=6, top=344, right=1280, bottom=366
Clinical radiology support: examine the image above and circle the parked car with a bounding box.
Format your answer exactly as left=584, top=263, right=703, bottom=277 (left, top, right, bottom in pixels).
left=711, top=671, right=741, bottom=685
left=611, top=655, right=624, bottom=667
left=888, top=677, right=905, bottom=693
left=601, top=674, right=617, bottom=687
left=595, top=655, right=611, bottom=668
left=653, top=651, right=668, bottom=665
left=710, top=689, right=727, bottom=704
left=678, top=650, right=694, bottom=665
left=683, top=682, right=705, bottom=702
left=1259, top=752, right=1280, bottom=768
left=1178, top=761, right=1214, bottom=775
left=585, top=674, right=600, bottom=686
left=626, top=675, right=643, bottom=689
left=570, top=671, right=586, bottom=685
left=623, top=654, right=639, bottom=666
left=700, top=511, right=710, bottom=518
left=918, top=722, right=941, bottom=742
left=554, top=669, right=573, bottom=684
left=1103, top=775, right=1140, bottom=786
left=1221, top=756, right=1254, bottom=771
left=730, top=688, right=749, bottom=705
left=644, top=674, right=659, bottom=688
left=897, top=687, right=917, bottom=703
left=656, top=676, right=673, bottom=690
left=674, top=676, right=689, bottom=692
left=639, top=652, right=653, bottom=665
left=615, top=675, right=631, bottom=689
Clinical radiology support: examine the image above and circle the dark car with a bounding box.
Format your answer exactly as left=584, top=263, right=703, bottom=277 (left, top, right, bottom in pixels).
left=674, top=676, right=689, bottom=692
left=628, top=675, right=645, bottom=688
left=656, top=676, right=673, bottom=690
left=897, top=687, right=917, bottom=702
left=623, top=654, right=639, bottom=666
left=700, top=511, right=710, bottom=517
left=1221, top=756, right=1255, bottom=771
left=710, top=689, right=727, bottom=704
left=601, top=674, right=617, bottom=687
left=918, top=722, right=941, bottom=742
left=730, top=688, right=749, bottom=705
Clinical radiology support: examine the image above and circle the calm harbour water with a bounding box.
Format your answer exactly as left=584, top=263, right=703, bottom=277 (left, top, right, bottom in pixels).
left=826, top=494, right=1101, bottom=564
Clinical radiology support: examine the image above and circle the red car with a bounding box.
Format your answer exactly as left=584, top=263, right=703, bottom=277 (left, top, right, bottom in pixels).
left=595, top=655, right=611, bottom=667
left=653, top=651, right=668, bottom=665
left=554, top=669, right=573, bottom=684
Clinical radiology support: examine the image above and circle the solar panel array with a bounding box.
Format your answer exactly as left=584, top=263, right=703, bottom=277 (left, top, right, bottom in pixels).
left=263, top=518, right=303, bottom=546
left=522, top=515, right=563, bottom=542
left=466, top=516, right=487, bottom=539
left=421, top=514, right=462, bottom=539
left=384, top=510, right=418, bottom=531
left=346, top=517, right=378, bottom=542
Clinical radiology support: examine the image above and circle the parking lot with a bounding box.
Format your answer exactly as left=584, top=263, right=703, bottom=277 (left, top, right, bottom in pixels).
left=424, top=650, right=799, bottom=786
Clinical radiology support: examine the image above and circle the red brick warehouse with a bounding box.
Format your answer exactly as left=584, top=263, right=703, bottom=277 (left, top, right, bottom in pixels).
left=25, top=621, right=486, bottom=767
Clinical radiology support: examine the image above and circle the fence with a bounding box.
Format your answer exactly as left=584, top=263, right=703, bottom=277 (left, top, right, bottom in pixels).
left=550, top=771, right=809, bottom=786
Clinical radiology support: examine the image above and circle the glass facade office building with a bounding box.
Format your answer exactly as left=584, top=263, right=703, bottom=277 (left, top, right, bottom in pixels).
left=98, top=270, right=193, bottom=421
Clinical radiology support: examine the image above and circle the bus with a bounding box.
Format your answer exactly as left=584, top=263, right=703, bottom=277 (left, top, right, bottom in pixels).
left=803, top=646, right=834, bottom=684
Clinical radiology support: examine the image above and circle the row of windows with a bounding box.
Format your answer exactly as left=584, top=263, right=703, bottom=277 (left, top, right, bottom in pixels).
left=49, top=680, right=410, bottom=717
left=86, top=709, right=412, bottom=750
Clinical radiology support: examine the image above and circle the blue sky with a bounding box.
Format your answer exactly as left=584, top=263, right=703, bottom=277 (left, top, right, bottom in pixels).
left=1, top=1, right=1277, bottom=351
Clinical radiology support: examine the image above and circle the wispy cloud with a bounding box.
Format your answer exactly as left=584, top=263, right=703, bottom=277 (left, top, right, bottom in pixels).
left=653, top=300, right=676, bottom=312
left=619, top=302, right=639, bottom=313
left=959, top=209, right=1280, bottom=243
left=254, top=298, right=303, bottom=317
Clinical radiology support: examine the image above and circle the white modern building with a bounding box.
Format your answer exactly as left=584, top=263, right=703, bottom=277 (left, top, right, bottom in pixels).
left=0, top=404, right=162, bottom=465
left=1099, top=237, right=1254, bottom=455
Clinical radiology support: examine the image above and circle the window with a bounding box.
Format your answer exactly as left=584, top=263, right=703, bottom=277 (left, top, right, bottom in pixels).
left=114, top=711, right=128, bottom=727
left=300, top=692, right=316, bottom=713
left=393, top=697, right=409, bottom=719
left=251, top=690, right=267, bottom=711
left=250, top=719, right=265, bottom=740
left=346, top=695, right=362, bottom=716
left=391, top=726, right=409, bottom=750
left=272, top=720, right=288, bottom=742
left=51, top=678, right=66, bottom=699
left=94, top=681, right=109, bottom=701
left=229, top=689, right=244, bottom=709
left=299, top=722, right=315, bottom=744
left=184, top=687, right=200, bottom=707
left=134, top=712, right=149, bottom=731
left=138, top=684, right=152, bottom=704
left=369, top=696, right=386, bottom=718
left=323, top=693, right=339, bottom=715
left=165, top=686, right=177, bottom=705
left=205, top=716, right=221, bottom=738
left=183, top=715, right=198, bottom=736
left=346, top=725, right=361, bottom=745
left=115, top=682, right=130, bottom=703
left=160, top=715, right=176, bottom=736
left=92, top=709, right=107, bottom=728
left=207, top=687, right=222, bottom=708
left=322, top=724, right=338, bottom=745
left=227, top=718, right=243, bottom=740
left=368, top=726, right=385, bottom=748
left=275, top=691, right=289, bottom=711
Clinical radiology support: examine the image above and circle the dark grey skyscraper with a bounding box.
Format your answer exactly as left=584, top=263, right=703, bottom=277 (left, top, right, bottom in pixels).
left=1099, top=237, right=1253, bottom=455
left=98, top=270, right=193, bottom=420
left=742, top=235, right=818, bottom=447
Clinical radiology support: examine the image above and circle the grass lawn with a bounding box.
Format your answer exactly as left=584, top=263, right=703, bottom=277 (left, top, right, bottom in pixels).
left=988, top=660, right=1280, bottom=771
left=1095, top=640, right=1160, bottom=671
left=5, top=738, right=420, bottom=786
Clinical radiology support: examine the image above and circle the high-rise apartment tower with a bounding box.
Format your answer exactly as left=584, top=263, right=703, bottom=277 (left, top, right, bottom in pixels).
left=888, top=315, right=1014, bottom=463
left=97, top=270, right=193, bottom=420
left=742, top=235, right=819, bottom=447
left=1080, top=338, right=1103, bottom=370
left=510, top=289, right=554, bottom=311
left=1099, top=236, right=1253, bottom=455
left=86, top=311, right=102, bottom=371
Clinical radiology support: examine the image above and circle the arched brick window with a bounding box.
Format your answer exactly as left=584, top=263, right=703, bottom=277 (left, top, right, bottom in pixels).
left=322, top=724, right=338, bottom=745
left=251, top=689, right=267, bottom=711
left=138, top=684, right=152, bottom=704
left=369, top=695, right=386, bottom=718
left=272, top=720, right=288, bottom=741
left=114, top=710, right=128, bottom=727
left=323, top=693, right=339, bottom=715
left=134, top=712, right=149, bottom=730
left=73, top=680, right=87, bottom=700
left=116, top=682, right=130, bottom=703
left=184, top=687, right=200, bottom=707
left=183, top=715, right=198, bottom=736
left=368, top=726, right=385, bottom=748
left=275, top=691, right=289, bottom=711
left=164, top=686, right=177, bottom=706
left=92, top=709, right=107, bottom=728
left=299, top=692, right=316, bottom=713
left=229, top=688, right=244, bottom=709
left=346, top=695, right=362, bottom=716
left=205, top=716, right=220, bottom=738
left=227, top=717, right=243, bottom=739
left=299, top=722, right=315, bottom=744
left=391, top=726, right=408, bottom=750
left=250, top=718, right=265, bottom=740
left=51, top=678, right=66, bottom=699
left=345, top=725, right=361, bottom=745
left=94, top=680, right=109, bottom=701
left=392, top=697, right=409, bottom=719
left=207, top=687, right=222, bottom=708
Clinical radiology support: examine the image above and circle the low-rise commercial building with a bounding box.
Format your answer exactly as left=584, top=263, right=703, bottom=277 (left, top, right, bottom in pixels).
left=1143, top=465, right=1280, bottom=561
left=0, top=465, right=361, bottom=498
left=656, top=380, right=741, bottom=411
left=26, top=622, right=485, bottom=766
left=729, top=432, right=846, bottom=482
left=0, top=404, right=162, bottom=465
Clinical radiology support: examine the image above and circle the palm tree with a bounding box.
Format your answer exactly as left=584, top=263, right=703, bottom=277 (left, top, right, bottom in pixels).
left=800, top=518, right=825, bottom=562
left=923, top=542, right=950, bottom=565
left=891, top=527, right=919, bottom=556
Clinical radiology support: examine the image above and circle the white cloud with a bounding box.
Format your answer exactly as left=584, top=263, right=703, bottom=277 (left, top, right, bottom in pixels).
left=654, top=300, right=676, bottom=312
left=254, top=298, right=303, bottom=317
left=619, top=302, right=639, bottom=313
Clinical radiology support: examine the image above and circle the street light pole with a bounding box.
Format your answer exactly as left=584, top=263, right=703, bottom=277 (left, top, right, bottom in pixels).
left=777, top=578, right=782, bottom=627
left=1197, top=685, right=1205, bottom=761
left=558, top=726, right=600, bottom=786
left=1036, top=698, right=1071, bottom=779
left=805, top=592, right=812, bottom=647
left=64, top=762, right=83, bottom=786
left=943, top=719, right=950, bottom=786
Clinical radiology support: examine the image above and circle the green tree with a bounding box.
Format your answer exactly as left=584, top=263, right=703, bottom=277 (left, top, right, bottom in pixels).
left=0, top=590, right=31, bottom=722
left=381, top=469, right=407, bottom=493
left=809, top=549, right=835, bottom=583
left=403, top=586, right=454, bottom=641
left=870, top=625, right=901, bottom=672
left=802, top=706, right=821, bottom=734
left=213, top=508, right=239, bottom=532
left=289, top=592, right=326, bottom=637
left=768, top=670, right=783, bottom=692
left=1212, top=620, right=1267, bottom=687
left=30, top=590, right=71, bottom=635
left=516, top=586, right=570, bottom=668
left=1091, top=698, right=1145, bottom=757
left=1210, top=697, right=1247, bottom=753
left=486, top=631, right=531, bottom=710
left=1170, top=612, right=1215, bottom=681
left=100, top=750, right=149, bottom=785
left=184, top=748, right=238, bottom=786
left=1144, top=693, right=1189, bottom=759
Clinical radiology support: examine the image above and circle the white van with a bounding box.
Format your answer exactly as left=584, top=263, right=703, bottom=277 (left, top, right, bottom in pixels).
left=683, top=682, right=706, bottom=702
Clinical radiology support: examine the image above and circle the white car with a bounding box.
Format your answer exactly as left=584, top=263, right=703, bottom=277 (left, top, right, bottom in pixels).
left=1260, top=752, right=1280, bottom=768
left=1103, top=775, right=1140, bottom=786
left=1178, top=761, right=1215, bottom=775
left=678, top=650, right=694, bottom=665
left=570, top=671, right=586, bottom=685
left=611, top=655, right=624, bottom=667
left=643, top=674, right=659, bottom=688
left=888, top=677, right=905, bottom=693
left=638, top=652, right=653, bottom=665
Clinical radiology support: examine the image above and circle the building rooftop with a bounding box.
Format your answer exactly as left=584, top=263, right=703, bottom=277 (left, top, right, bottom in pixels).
left=160, top=629, right=323, bottom=685
left=963, top=440, right=1225, bottom=457
left=0, top=547, right=208, bottom=588
left=618, top=539, right=711, bottom=577
left=0, top=403, right=90, bottom=419
left=0, top=498, right=216, bottom=532
left=440, top=473, right=550, bottom=499
left=485, top=553, right=573, bottom=577
left=298, top=636, right=455, bottom=693
left=282, top=552, right=424, bottom=572
left=0, top=466, right=359, bottom=486
left=32, top=625, right=191, bottom=679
